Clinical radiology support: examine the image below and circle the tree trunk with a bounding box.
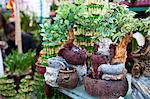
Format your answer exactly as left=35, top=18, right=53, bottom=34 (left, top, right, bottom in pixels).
left=68, top=28, right=75, bottom=43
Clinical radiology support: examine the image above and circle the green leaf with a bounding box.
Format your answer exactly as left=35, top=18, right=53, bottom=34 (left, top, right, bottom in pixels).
left=64, top=20, right=69, bottom=25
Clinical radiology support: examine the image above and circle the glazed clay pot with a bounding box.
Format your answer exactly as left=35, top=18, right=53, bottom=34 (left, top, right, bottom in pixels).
left=36, top=62, right=46, bottom=75
left=83, top=75, right=128, bottom=98
left=57, top=68, right=79, bottom=89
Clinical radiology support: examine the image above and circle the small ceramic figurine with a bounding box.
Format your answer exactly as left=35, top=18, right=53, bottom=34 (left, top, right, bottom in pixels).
left=91, top=38, right=116, bottom=78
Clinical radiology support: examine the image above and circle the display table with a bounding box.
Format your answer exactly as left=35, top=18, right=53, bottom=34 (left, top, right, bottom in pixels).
left=58, top=74, right=132, bottom=99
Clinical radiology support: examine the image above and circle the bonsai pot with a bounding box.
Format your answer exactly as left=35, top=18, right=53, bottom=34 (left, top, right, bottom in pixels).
left=57, top=67, right=79, bottom=89
left=36, top=62, right=46, bottom=75
left=83, top=74, right=128, bottom=98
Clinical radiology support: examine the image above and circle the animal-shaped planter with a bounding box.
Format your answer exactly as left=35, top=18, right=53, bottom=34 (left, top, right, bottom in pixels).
left=58, top=29, right=87, bottom=65
left=45, top=56, right=68, bottom=87
left=91, top=38, right=116, bottom=78
left=58, top=42, right=87, bottom=65
left=92, top=32, right=145, bottom=78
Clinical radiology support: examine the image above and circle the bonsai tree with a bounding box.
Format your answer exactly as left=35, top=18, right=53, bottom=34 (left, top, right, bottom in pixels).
left=40, top=1, right=149, bottom=48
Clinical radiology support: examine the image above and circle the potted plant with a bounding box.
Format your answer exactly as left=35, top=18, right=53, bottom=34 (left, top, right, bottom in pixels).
left=4, top=50, right=35, bottom=75
left=0, top=75, right=16, bottom=98
left=33, top=72, right=46, bottom=98
left=38, top=1, right=85, bottom=75
left=35, top=50, right=48, bottom=75
left=17, top=75, right=34, bottom=98
left=4, top=50, right=36, bottom=91
left=40, top=1, right=149, bottom=97
left=81, top=1, right=147, bottom=98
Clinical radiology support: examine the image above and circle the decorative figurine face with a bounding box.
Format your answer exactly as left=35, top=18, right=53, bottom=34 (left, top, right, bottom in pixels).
left=97, top=38, right=113, bottom=56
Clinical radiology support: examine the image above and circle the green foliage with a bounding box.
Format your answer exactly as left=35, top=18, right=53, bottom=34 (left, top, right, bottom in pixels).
left=76, top=3, right=141, bottom=42
left=40, top=2, right=87, bottom=46
left=146, top=7, right=150, bottom=13
left=17, top=75, right=34, bottom=98
left=34, top=72, right=45, bottom=99
left=20, top=11, right=41, bottom=45
left=4, top=50, right=36, bottom=75
left=50, top=3, right=58, bottom=11
left=0, top=76, right=16, bottom=98
left=41, top=1, right=150, bottom=47
left=20, top=11, right=40, bottom=32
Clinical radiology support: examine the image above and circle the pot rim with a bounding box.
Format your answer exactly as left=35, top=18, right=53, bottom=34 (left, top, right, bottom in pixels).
left=35, top=62, right=46, bottom=68
left=59, top=68, right=76, bottom=73
left=84, top=73, right=127, bottom=81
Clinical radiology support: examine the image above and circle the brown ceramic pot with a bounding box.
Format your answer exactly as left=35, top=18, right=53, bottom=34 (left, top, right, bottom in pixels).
left=57, top=68, right=78, bottom=89
left=83, top=75, right=128, bottom=98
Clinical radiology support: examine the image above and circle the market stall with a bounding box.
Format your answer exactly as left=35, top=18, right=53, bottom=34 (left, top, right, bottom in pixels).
left=0, top=0, right=150, bottom=98
left=37, top=0, right=150, bottom=98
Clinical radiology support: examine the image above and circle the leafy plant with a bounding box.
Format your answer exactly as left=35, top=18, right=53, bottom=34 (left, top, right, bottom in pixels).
left=40, top=1, right=87, bottom=46
left=50, top=2, right=58, bottom=11
left=20, top=11, right=40, bottom=32
left=20, top=11, right=41, bottom=45
left=4, top=50, right=36, bottom=75
left=17, top=75, right=34, bottom=98
left=0, top=76, right=16, bottom=98
left=41, top=1, right=150, bottom=50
